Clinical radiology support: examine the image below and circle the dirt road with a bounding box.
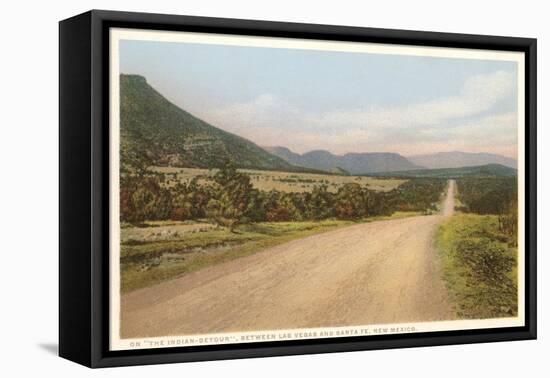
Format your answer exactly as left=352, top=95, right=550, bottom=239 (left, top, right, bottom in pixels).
left=121, top=180, right=457, bottom=338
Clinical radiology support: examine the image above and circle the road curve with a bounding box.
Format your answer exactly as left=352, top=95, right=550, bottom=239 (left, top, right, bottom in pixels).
left=121, top=180, right=457, bottom=338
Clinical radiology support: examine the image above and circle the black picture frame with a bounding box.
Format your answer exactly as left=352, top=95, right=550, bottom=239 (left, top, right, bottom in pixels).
left=59, top=9, right=537, bottom=368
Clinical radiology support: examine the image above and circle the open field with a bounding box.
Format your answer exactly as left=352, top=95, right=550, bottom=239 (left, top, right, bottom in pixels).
left=120, top=211, right=421, bottom=293
left=436, top=213, right=518, bottom=319
left=151, top=166, right=406, bottom=193
left=370, top=163, right=517, bottom=179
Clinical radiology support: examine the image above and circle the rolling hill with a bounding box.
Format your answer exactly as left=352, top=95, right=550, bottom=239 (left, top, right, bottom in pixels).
left=120, top=74, right=305, bottom=172
left=408, top=151, right=517, bottom=169
left=264, top=146, right=423, bottom=175
left=369, top=164, right=517, bottom=178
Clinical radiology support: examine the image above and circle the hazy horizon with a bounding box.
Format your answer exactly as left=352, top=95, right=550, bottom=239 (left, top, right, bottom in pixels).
left=260, top=144, right=517, bottom=160
left=120, top=39, right=519, bottom=159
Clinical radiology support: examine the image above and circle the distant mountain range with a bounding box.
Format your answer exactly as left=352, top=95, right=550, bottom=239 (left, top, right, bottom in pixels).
left=408, top=151, right=517, bottom=169
left=369, top=164, right=517, bottom=179
left=121, top=74, right=518, bottom=175
left=264, top=146, right=518, bottom=175
left=120, top=74, right=307, bottom=172
left=263, top=146, right=422, bottom=174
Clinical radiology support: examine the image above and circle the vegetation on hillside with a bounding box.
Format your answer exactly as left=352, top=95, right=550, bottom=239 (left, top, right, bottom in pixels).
left=120, top=74, right=306, bottom=172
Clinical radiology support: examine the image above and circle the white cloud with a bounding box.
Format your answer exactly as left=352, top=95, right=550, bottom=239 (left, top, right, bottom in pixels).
left=382, top=112, right=518, bottom=157
left=203, top=93, right=301, bottom=135
left=195, top=70, right=517, bottom=157
left=303, top=70, right=515, bottom=130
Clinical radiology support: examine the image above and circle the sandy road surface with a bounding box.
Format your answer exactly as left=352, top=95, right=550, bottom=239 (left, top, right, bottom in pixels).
left=121, top=180, right=457, bottom=338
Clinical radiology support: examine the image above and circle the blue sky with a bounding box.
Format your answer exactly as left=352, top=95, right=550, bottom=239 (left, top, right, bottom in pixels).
left=120, top=40, right=518, bottom=158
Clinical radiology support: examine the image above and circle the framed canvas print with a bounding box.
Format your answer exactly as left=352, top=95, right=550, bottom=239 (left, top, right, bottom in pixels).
left=59, top=10, right=537, bottom=368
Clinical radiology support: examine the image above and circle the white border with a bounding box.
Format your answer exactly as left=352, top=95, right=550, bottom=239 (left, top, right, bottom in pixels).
left=109, top=28, right=526, bottom=351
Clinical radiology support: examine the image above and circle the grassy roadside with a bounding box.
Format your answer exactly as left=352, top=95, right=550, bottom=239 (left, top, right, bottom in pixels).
left=121, top=211, right=422, bottom=293
left=436, top=214, right=518, bottom=319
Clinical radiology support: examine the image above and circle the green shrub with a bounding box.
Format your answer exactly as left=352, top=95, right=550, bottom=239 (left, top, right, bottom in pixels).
left=437, top=214, right=518, bottom=319
left=456, top=238, right=515, bottom=286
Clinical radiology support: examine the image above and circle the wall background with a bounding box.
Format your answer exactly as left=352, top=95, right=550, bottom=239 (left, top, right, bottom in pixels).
left=0, top=0, right=545, bottom=375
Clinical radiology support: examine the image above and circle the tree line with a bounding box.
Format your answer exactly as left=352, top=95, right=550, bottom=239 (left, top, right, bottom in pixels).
left=456, top=177, right=518, bottom=244
left=121, top=162, right=446, bottom=229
